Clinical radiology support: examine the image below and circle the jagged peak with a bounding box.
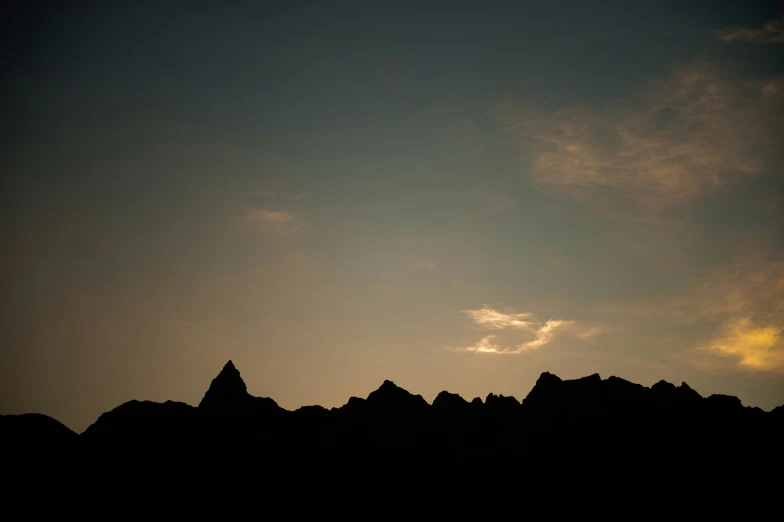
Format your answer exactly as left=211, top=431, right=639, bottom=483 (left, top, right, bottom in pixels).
left=486, top=393, right=519, bottom=405
left=537, top=371, right=562, bottom=384
left=432, top=390, right=470, bottom=412
left=366, top=379, right=428, bottom=410
left=370, top=379, right=415, bottom=398
left=198, top=360, right=249, bottom=409
left=677, top=382, right=703, bottom=400
left=379, top=379, right=399, bottom=390
left=435, top=390, right=466, bottom=401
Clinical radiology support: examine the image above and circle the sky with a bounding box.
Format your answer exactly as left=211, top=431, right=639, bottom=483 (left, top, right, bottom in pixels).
left=2, top=1, right=783, bottom=432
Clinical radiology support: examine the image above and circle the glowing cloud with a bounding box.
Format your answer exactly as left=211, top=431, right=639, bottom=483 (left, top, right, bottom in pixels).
left=715, top=17, right=784, bottom=44
left=462, top=335, right=503, bottom=353
left=699, top=317, right=784, bottom=372
left=690, top=259, right=784, bottom=373
left=459, top=320, right=576, bottom=354
left=462, top=307, right=535, bottom=330
left=456, top=306, right=581, bottom=354
left=623, top=257, right=784, bottom=373
left=519, top=319, right=576, bottom=350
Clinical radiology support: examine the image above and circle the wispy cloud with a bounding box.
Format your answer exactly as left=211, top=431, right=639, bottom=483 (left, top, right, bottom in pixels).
left=461, top=335, right=503, bottom=353
left=453, top=306, right=598, bottom=354
left=245, top=209, right=303, bottom=235
left=574, top=324, right=618, bottom=342
left=690, top=259, right=784, bottom=373
left=407, top=259, right=438, bottom=270
left=459, top=320, right=576, bottom=354
left=521, top=319, right=577, bottom=350
left=462, top=307, right=534, bottom=330
left=614, top=256, right=784, bottom=373
left=497, top=62, right=782, bottom=220
left=715, top=17, right=784, bottom=44
left=697, top=316, right=784, bottom=371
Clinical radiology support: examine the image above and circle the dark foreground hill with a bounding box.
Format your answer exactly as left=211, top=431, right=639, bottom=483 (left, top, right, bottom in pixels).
left=3, top=361, right=783, bottom=517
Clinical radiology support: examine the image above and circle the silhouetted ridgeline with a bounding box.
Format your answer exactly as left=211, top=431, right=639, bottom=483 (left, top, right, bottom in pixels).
left=3, top=361, right=783, bottom=516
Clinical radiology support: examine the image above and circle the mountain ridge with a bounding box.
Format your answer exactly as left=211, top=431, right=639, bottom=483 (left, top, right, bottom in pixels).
left=4, top=360, right=783, bottom=515
left=5, top=362, right=782, bottom=437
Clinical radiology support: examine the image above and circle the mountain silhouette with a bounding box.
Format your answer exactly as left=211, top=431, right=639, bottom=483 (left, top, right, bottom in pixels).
left=3, top=360, right=782, bottom=515
left=364, top=379, right=430, bottom=417
left=198, top=359, right=282, bottom=414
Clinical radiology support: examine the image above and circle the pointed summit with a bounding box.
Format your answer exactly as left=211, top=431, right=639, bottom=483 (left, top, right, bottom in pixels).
left=651, top=380, right=677, bottom=397
left=377, top=380, right=399, bottom=392
left=368, top=380, right=422, bottom=402
left=198, top=360, right=281, bottom=414
left=522, top=371, right=563, bottom=408
left=676, top=382, right=702, bottom=402
left=365, top=379, right=429, bottom=416
left=199, top=360, right=248, bottom=410
left=199, top=361, right=283, bottom=413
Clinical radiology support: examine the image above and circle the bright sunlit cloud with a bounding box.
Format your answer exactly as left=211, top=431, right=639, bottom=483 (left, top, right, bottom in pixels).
left=454, top=306, right=593, bottom=354
left=691, top=259, right=784, bottom=372
left=462, top=335, right=503, bottom=353
left=458, top=319, right=576, bottom=354
left=520, top=319, right=576, bottom=350
left=698, top=316, right=784, bottom=372
left=462, top=306, right=534, bottom=330
left=612, top=256, right=784, bottom=373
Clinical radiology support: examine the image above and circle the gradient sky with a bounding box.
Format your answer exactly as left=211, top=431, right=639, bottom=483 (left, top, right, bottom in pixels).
left=2, top=1, right=783, bottom=432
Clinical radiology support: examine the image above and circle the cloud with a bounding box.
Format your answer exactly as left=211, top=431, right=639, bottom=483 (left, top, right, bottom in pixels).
left=497, top=62, right=782, bottom=220
left=245, top=209, right=303, bottom=235
left=462, top=306, right=534, bottom=330
left=692, top=258, right=784, bottom=319
left=461, top=335, right=503, bottom=353
left=408, top=259, right=438, bottom=270
left=455, top=306, right=595, bottom=354
left=689, top=259, right=784, bottom=372
left=458, top=320, right=576, bottom=354
left=697, top=316, right=784, bottom=372
left=614, top=256, right=784, bottom=373
left=573, top=324, right=618, bottom=342
left=715, top=17, right=784, bottom=44
left=521, top=319, right=577, bottom=350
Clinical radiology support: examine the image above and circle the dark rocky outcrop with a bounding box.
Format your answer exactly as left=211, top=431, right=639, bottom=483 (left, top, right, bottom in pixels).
left=81, top=399, right=197, bottom=442
left=3, top=361, right=783, bottom=515
left=365, top=379, right=429, bottom=414
left=0, top=413, right=78, bottom=449
left=198, top=360, right=281, bottom=414
left=432, top=390, right=470, bottom=416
